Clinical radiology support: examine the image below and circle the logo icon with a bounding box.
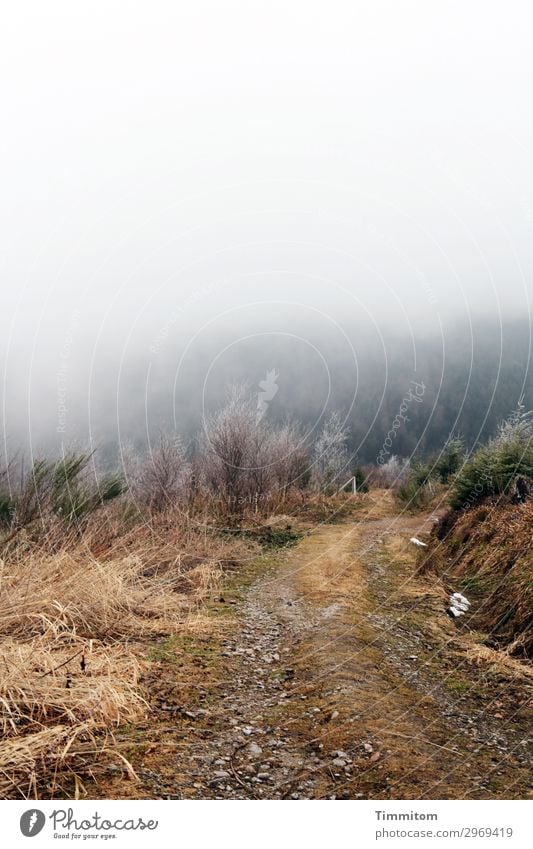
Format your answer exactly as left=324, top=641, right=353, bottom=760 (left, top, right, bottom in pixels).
left=20, top=809, right=46, bottom=837
left=256, top=369, right=279, bottom=423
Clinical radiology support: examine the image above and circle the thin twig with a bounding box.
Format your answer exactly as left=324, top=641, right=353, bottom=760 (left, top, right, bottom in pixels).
left=36, top=650, right=83, bottom=680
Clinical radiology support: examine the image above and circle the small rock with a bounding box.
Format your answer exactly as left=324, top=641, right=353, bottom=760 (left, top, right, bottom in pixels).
left=247, top=742, right=263, bottom=756
left=212, top=770, right=230, bottom=780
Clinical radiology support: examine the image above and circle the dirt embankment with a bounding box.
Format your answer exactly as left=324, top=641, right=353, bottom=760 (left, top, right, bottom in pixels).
left=422, top=499, right=533, bottom=657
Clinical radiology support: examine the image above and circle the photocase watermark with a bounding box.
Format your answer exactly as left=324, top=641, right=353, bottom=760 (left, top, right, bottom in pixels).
left=459, top=466, right=494, bottom=512
left=20, top=809, right=46, bottom=837
left=19, top=807, right=159, bottom=839
left=149, top=283, right=217, bottom=355
left=377, top=379, right=426, bottom=465
left=256, top=368, right=279, bottom=423
left=56, top=310, right=80, bottom=435
left=223, top=489, right=286, bottom=508
left=415, top=267, right=439, bottom=307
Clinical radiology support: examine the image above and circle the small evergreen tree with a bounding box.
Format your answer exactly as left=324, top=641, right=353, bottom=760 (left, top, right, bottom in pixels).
left=435, top=437, right=465, bottom=483
left=451, top=404, right=532, bottom=509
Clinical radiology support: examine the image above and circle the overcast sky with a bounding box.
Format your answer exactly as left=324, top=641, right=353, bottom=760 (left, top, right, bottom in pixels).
left=1, top=2, right=532, bottom=450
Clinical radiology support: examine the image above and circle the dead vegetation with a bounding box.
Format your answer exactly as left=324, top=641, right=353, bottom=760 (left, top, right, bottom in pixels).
left=0, top=392, right=353, bottom=798
left=0, top=507, right=255, bottom=799
left=419, top=499, right=533, bottom=658
left=0, top=394, right=530, bottom=798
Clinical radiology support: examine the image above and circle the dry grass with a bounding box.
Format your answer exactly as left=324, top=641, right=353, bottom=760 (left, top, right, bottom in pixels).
left=420, top=500, right=533, bottom=657
left=1, top=551, right=183, bottom=639
left=0, top=509, right=255, bottom=798
left=0, top=636, right=145, bottom=732
left=290, top=491, right=368, bottom=524
left=0, top=723, right=97, bottom=799
left=461, top=641, right=533, bottom=683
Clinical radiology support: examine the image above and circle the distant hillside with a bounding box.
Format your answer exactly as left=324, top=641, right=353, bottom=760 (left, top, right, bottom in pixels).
left=92, top=317, right=531, bottom=467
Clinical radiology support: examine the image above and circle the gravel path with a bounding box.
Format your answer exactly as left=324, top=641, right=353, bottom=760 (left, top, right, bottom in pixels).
left=103, top=499, right=532, bottom=800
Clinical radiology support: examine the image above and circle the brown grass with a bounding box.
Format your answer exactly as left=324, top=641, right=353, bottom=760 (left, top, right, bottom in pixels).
left=0, top=508, right=255, bottom=798
left=420, top=499, right=533, bottom=657
left=290, top=491, right=368, bottom=524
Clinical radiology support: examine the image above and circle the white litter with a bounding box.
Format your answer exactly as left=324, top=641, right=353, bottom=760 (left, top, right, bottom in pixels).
left=449, top=592, right=471, bottom=618
left=409, top=537, right=427, bottom=547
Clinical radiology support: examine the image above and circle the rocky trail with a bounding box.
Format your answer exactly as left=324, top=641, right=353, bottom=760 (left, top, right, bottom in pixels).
left=99, top=494, right=532, bottom=800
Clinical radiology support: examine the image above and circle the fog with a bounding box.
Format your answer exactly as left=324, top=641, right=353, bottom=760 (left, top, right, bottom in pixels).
left=1, top=2, right=532, bottom=460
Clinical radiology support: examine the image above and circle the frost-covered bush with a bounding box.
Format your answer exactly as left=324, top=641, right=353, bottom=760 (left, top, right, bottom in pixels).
left=369, top=455, right=410, bottom=489
left=199, top=385, right=311, bottom=515
left=125, top=435, right=191, bottom=512
left=311, top=411, right=350, bottom=494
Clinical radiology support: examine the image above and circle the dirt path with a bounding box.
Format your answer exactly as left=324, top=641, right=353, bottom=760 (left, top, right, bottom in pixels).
left=100, top=494, right=531, bottom=800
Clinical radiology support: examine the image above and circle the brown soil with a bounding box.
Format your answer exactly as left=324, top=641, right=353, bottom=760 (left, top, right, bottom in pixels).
left=91, top=492, right=532, bottom=800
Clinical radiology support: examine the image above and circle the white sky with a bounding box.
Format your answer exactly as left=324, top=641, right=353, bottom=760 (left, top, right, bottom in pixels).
left=1, top=1, right=532, bottom=446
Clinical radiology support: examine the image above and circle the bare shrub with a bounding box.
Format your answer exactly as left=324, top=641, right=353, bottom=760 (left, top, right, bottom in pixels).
left=311, top=411, right=350, bottom=493
left=199, top=387, right=312, bottom=518
left=198, top=385, right=258, bottom=517
left=125, top=434, right=191, bottom=512
left=367, top=455, right=410, bottom=489
left=270, top=421, right=311, bottom=494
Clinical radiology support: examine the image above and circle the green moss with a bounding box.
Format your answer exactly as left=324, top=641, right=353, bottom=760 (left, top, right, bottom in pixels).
left=146, top=637, right=181, bottom=664
left=222, top=524, right=302, bottom=549
left=446, top=678, right=470, bottom=694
